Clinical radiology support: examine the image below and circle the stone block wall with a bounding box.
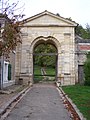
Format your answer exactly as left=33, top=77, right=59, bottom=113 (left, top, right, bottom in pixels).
left=15, top=11, right=77, bottom=85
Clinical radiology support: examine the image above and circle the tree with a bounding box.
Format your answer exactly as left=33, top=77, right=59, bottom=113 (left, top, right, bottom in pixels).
left=75, top=24, right=90, bottom=39
left=0, top=0, right=25, bottom=89
left=85, top=24, right=90, bottom=39
left=34, top=44, right=57, bottom=67
left=0, top=0, right=25, bottom=56
left=84, top=52, right=90, bottom=86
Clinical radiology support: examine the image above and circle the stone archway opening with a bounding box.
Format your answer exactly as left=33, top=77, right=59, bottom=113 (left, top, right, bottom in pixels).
left=33, top=38, right=58, bottom=83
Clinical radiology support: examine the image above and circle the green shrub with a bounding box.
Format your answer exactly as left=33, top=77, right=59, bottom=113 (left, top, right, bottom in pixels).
left=84, top=52, right=90, bottom=86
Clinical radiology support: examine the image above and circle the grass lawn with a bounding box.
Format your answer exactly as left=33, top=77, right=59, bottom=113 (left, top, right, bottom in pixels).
left=62, top=85, right=90, bottom=120
left=34, top=65, right=43, bottom=83
left=34, top=66, right=56, bottom=83
left=45, top=67, right=56, bottom=75
left=34, top=65, right=41, bottom=75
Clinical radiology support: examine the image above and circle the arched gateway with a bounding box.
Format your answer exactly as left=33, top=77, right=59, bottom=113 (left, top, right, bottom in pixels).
left=15, top=10, right=77, bottom=85
left=32, top=36, right=58, bottom=83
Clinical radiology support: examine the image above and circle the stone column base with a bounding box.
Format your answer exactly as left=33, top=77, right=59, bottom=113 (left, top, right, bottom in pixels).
left=57, top=74, right=75, bottom=86
left=15, top=74, right=33, bottom=85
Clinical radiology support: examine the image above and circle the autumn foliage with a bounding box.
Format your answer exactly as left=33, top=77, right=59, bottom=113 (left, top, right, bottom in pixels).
left=0, top=0, right=25, bottom=57
left=0, top=21, right=21, bottom=56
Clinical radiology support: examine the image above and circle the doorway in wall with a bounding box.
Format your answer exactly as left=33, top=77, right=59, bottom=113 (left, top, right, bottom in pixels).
left=78, top=65, right=84, bottom=84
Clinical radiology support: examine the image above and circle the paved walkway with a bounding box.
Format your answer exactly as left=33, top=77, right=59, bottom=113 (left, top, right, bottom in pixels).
left=5, top=84, right=71, bottom=120
left=0, top=85, right=25, bottom=108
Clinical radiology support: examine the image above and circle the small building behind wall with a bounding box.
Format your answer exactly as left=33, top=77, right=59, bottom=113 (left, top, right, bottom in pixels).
left=0, top=55, right=15, bottom=88
left=75, top=35, right=90, bottom=84
left=3, top=51, right=16, bottom=88
left=0, top=14, right=15, bottom=88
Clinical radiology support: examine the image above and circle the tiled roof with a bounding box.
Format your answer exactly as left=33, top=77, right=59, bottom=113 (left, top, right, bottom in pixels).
left=75, top=35, right=90, bottom=43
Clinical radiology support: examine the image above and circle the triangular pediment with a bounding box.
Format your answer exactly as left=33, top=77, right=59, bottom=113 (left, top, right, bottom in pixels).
left=20, top=10, right=77, bottom=27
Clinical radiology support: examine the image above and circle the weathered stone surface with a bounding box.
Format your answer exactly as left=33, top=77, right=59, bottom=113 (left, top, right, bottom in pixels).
left=15, top=11, right=77, bottom=85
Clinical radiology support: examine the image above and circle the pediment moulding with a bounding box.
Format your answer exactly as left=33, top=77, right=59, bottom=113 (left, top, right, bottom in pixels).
left=20, top=10, right=77, bottom=27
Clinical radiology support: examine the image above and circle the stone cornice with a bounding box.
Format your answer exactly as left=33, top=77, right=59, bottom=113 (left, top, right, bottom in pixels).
left=19, top=25, right=75, bottom=27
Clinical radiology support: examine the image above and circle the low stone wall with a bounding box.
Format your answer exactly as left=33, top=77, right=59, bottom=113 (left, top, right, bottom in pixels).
left=15, top=74, right=33, bottom=85
left=3, top=80, right=15, bottom=88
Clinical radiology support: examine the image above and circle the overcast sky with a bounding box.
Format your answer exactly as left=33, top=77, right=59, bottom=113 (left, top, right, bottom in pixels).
left=15, top=0, right=90, bottom=27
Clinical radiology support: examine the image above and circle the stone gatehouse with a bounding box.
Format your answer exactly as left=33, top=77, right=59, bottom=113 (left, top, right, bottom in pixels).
left=15, top=10, right=78, bottom=85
